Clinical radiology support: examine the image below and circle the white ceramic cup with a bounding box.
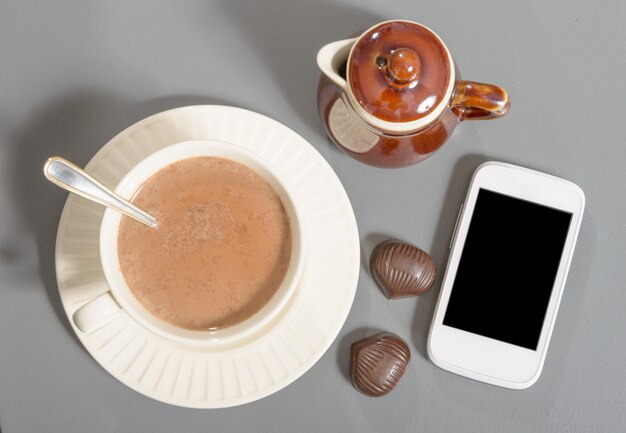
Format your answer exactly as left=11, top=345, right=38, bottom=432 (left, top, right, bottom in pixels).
left=72, top=140, right=306, bottom=345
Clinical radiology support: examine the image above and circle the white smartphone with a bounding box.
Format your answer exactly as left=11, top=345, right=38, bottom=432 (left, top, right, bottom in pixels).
left=428, top=161, right=585, bottom=389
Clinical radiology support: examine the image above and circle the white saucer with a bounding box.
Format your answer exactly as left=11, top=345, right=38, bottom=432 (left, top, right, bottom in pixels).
left=55, top=106, right=360, bottom=408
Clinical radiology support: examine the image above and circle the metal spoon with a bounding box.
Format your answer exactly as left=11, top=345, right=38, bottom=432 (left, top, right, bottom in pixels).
left=43, top=156, right=158, bottom=229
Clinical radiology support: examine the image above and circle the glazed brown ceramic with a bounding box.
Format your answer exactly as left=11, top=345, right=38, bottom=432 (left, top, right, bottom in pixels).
left=317, top=20, right=510, bottom=168
left=349, top=21, right=451, bottom=123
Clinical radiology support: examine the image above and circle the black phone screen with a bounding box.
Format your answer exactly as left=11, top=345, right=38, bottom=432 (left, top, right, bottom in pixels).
left=442, top=188, right=573, bottom=350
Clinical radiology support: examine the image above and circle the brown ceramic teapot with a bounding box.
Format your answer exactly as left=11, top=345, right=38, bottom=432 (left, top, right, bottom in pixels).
left=317, top=20, right=510, bottom=168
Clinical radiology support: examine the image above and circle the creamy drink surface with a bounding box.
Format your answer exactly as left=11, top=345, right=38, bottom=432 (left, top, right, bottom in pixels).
left=117, top=156, right=292, bottom=330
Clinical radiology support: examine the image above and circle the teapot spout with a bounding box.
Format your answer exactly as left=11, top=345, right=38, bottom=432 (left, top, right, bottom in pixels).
left=316, top=38, right=356, bottom=91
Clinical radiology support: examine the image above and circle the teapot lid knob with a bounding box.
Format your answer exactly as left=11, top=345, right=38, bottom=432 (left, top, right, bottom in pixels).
left=386, top=48, right=421, bottom=85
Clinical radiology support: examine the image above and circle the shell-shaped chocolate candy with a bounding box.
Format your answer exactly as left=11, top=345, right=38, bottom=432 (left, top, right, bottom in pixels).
left=350, top=332, right=410, bottom=397
left=370, top=239, right=436, bottom=299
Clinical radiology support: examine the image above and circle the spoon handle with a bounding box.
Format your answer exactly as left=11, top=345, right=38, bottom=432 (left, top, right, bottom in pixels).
left=43, top=156, right=158, bottom=229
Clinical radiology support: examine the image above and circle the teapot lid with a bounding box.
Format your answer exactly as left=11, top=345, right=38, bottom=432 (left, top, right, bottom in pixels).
left=347, top=20, right=455, bottom=133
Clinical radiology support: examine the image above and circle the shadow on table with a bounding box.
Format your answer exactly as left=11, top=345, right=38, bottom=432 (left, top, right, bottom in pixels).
left=408, top=153, right=596, bottom=423
left=218, top=0, right=385, bottom=141
left=410, top=153, right=488, bottom=360
left=7, top=91, right=233, bottom=344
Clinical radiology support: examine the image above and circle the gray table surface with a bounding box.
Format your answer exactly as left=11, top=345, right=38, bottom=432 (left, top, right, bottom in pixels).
left=1, top=1, right=625, bottom=432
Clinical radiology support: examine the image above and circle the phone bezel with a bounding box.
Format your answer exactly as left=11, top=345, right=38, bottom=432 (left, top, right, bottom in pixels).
left=428, top=161, right=585, bottom=389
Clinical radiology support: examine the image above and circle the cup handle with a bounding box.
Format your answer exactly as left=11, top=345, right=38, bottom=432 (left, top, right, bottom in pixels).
left=72, top=292, right=121, bottom=334
left=450, top=81, right=510, bottom=120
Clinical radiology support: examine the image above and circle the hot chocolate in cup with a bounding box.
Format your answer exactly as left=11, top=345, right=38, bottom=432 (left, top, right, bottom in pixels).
left=73, top=140, right=306, bottom=345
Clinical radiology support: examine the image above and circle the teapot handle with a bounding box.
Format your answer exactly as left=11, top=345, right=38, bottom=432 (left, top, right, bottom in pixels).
left=450, top=81, right=510, bottom=120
